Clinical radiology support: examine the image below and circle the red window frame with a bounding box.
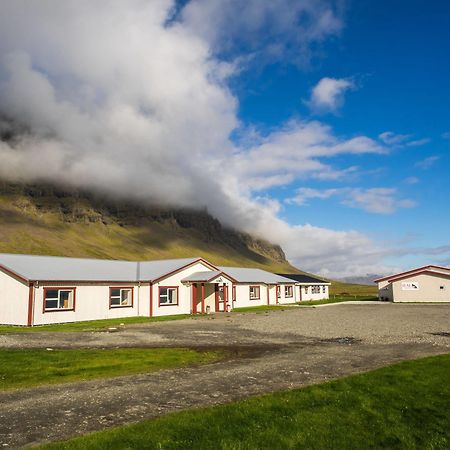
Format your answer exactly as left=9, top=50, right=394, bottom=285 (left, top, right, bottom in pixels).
left=285, top=285, right=293, bottom=298
left=109, top=287, right=134, bottom=309
left=249, top=285, right=260, bottom=300
left=159, top=286, right=179, bottom=306
left=43, top=287, right=76, bottom=313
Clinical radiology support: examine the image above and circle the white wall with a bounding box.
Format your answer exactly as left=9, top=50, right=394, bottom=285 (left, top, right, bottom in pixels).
left=0, top=269, right=29, bottom=325
left=234, top=283, right=268, bottom=308
left=150, top=261, right=227, bottom=316
left=298, top=284, right=329, bottom=301
left=391, top=273, right=450, bottom=302
left=278, top=284, right=296, bottom=304
left=32, top=283, right=140, bottom=325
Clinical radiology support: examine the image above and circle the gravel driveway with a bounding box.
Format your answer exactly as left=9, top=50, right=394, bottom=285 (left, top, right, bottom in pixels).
left=1, top=303, right=449, bottom=448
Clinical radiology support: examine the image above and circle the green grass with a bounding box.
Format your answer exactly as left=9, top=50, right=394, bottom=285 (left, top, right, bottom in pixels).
left=0, top=314, right=191, bottom=333
left=232, top=304, right=297, bottom=313
left=0, top=347, right=222, bottom=391
left=299, top=295, right=379, bottom=306
left=330, top=280, right=378, bottom=296
left=41, top=354, right=450, bottom=450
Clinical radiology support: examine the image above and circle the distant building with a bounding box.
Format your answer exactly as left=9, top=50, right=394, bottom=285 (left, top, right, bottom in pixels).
left=276, top=274, right=330, bottom=301
left=0, top=253, right=296, bottom=326
left=374, top=265, right=450, bottom=302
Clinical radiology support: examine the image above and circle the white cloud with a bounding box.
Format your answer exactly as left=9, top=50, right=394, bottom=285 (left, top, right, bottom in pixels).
left=403, top=176, right=419, bottom=185
left=415, top=156, right=440, bottom=169
left=289, top=187, right=416, bottom=214
left=306, top=77, right=354, bottom=113
left=379, top=131, right=430, bottom=147
left=0, top=0, right=405, bottom=278
left=441, top=131, right=450, bottom=140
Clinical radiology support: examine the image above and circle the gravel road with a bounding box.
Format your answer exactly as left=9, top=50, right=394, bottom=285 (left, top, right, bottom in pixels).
left=0, top=303, right=449, bottom=448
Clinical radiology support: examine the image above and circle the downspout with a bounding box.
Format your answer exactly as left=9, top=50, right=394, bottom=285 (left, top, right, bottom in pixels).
left=27, top=282, right=35, bottom=327
left=136, top=262, right=141, bottom=316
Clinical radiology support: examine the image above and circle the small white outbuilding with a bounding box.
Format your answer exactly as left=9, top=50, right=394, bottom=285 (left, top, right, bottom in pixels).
left=375, top=265, right=450, bottom=303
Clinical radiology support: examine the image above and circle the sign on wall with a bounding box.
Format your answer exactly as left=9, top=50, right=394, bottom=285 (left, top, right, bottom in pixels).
left=401, top=281, right=419, bottom=290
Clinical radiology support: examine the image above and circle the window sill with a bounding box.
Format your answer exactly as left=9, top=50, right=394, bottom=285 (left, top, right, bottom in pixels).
left=109, top=305, right=134, bottom=309
left=43, top=308, right=75, bottom=313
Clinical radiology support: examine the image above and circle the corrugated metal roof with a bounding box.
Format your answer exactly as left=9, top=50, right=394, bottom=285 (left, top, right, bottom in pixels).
left=139, top=258, right=202, bottom=281
left=181, top=270, right=222, bottom=282
left=0, top=253, right=137, bottom=282
left=218, top=267, right=294, bottom=284
left=276, top=273, right=330, bottom=284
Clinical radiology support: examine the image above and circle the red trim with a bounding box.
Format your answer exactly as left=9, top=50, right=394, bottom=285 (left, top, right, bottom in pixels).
left=151, top=258, right=219, bottom=284
left=192, top=283, right=198, bottom=314
left=43, top=287, right=76, bottom=313
left=0, top=264, right=29, bottom=284
left=249, top=285, right=260, bottom=300
left=27, top=284, right=34, bottom=326
left=299, top=285, right=302, bottom=302
left=232, top=284, right=236, bottom=303
left=374, top=265, right=450, bottom=283
left=201, top=283, right=205, bottom=314
left=223, top=284, right=228, bottom=312
left=206, top=271, right=238, bottom=283
left=383, top=269, right=450, bottom=284
left=149, top=282, right=153, bottom=317
left=276, top=285, right=280, bottom=302
left=214, top=284, right=219, bottom=312
left=109, top=286, right=134, bottom=309
left=158, top=286, right=179, bottom=306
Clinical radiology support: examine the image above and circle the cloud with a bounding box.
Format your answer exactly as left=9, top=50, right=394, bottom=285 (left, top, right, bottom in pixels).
left=379, top=131, right=430, bottom=147
left=0, top=0, right=405, bottom=278
left=289, top=187, right=416, bottom=214
left=441, top=131, right=450, bottom=140
left=415, top=156, right=440, bottom=169
left=306, top=77, right=354, bottom=113
left=403, top=176, right=419, bottom=185
left=180, top=0, right=343, bottom=66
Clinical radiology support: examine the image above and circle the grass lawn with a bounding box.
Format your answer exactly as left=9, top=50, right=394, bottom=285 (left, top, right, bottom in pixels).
left=0, top=314, right=191, bottom=333
left=0, top=347, right=222, bottom=391
left=233, top=296, right=379, bottom=312
left=41, top=354, right=450, bottom=449
left=299, top=295, right=379, bottom=306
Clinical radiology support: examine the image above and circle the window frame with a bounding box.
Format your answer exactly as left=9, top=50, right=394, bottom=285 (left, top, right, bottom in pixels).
left=304, top=286, right=309, bottom=294
left=159, top=286, right=179, bottom=306
left=284, top=285, right=293, bottom=298
left=109, top=287, right=134, bottom=309
left=43, top=287, right=76, bottom=313
left=311, top=285, right=321, bottom=294
left=249, top=285, right=260, bottom=300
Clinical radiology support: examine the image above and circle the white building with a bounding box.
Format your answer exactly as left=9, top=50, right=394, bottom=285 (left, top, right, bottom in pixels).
left=0, top=253, right=298, bottom=326
left=276, top=273, right=330, bottom=301
left=375, top=265, right=450, bottom=303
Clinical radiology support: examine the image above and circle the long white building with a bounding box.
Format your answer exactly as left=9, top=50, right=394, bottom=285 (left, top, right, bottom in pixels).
left=0, top=253, right=318, bottom=326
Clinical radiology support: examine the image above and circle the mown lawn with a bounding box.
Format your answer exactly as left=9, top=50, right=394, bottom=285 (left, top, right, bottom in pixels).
left=41, top=354, right=450, bottom=449
left=0, top=347, right=222, bottom=391
left=0, top=314, right=191, bottom=333
left=299, top=295, right=379, bottom=306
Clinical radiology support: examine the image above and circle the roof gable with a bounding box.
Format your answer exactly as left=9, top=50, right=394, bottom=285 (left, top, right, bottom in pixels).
left=374, top=265, right=450, bottom=283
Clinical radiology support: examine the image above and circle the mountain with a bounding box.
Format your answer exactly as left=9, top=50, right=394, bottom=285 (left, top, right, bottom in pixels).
left=0, top=181, right=296, bottom=273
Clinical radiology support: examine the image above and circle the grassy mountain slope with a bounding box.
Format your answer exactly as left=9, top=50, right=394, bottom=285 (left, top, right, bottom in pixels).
left=0, top=182, right=296, bottom=272
left=0, top=182, right=377, bottom=295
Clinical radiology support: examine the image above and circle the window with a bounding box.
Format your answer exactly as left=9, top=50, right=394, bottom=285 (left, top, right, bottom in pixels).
left=110, top=287, right=133, bottom=308
left=304, top=286, right=308, bottom=294
left=159, top=287, right=178, bottom=306
left=249, top=286, right=260, bottom=300
left=311, top=286, right=321, bottom=294
left=232, top=285, right=236, bottom=302
left=285, top=285, right=293, bottom=298
left=277, top=286, right=281, bottom=298
left=44, top=288, right=75, bottom=312
left=322, top=285, right=327, bottom=293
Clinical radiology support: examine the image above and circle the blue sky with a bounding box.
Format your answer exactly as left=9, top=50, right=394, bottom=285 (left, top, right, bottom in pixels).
left=230, top=0, right=450, bottom=271
left=0, top=0, right=448, bottom=277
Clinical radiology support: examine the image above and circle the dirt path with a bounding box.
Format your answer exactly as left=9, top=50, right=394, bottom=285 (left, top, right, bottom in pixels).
left=0, top=304, right=449, bottom=448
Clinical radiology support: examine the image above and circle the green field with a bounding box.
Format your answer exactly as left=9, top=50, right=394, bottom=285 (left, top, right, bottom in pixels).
left=0, top=347, right=222, bottom=391
left=0, top=314, right=191, bottom=333
left=41, top=354, right=450, bottom=449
